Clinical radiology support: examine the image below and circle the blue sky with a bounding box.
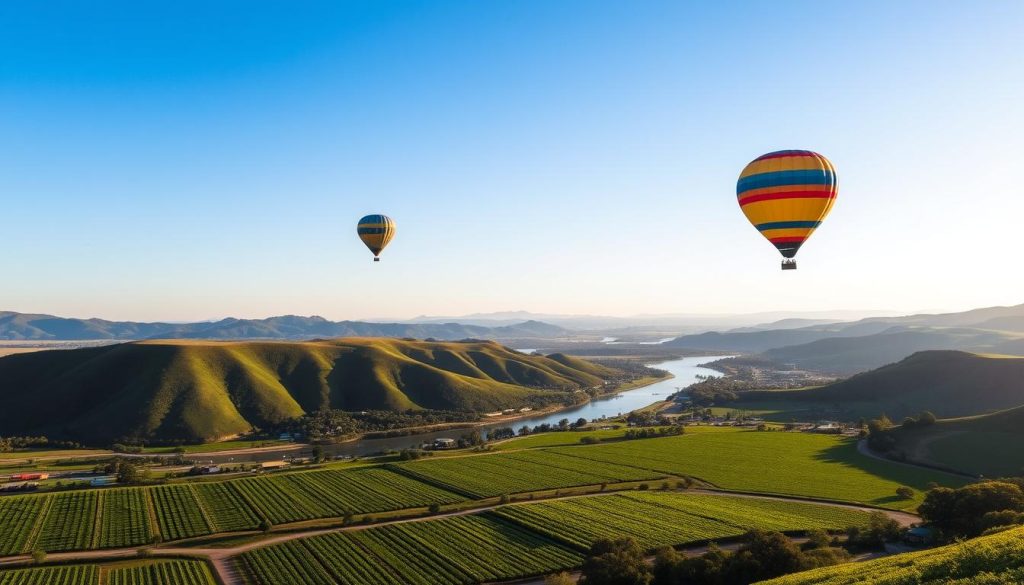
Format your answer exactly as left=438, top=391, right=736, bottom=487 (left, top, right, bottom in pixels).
left=2, top=1, right=1023, bottom=321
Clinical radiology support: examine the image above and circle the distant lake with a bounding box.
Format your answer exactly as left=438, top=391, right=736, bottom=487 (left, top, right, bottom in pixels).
left=196, top=354, right=729, bottom=464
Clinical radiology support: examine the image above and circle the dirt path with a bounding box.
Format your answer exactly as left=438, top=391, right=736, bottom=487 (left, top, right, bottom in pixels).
left=856, top=439, right=976, bottom=480
left=0, top=488, right=921, bottom=585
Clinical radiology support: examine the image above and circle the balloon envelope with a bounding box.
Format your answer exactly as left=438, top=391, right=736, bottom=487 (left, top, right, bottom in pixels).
left=737, top=150, right=837, bottom=260
left=357, top=214, right=396, bottom=260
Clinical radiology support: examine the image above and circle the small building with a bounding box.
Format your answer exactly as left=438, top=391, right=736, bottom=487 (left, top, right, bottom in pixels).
left=483, top=412, right=503, bottom=418
left=198, top=465, right=221, bottom=474
left=260, top=460, right=289, bottom=470
left=518, top=407, right=533, bottom=413
left=9, top=473, right=49, bottom=481
left=904, top=526, right=936, bottom=545
left=809, top=423, right=843, bottom=434
left=90, top=477, right=116, bottom=487
left=432, top=438, right=457, bottom=450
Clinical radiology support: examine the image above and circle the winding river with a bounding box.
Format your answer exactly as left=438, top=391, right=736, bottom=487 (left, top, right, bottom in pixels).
left=196, top=355, right=729, bottom=464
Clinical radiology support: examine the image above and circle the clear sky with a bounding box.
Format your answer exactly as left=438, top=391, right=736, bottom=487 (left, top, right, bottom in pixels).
left=2, top=1, right=1022, bottom=322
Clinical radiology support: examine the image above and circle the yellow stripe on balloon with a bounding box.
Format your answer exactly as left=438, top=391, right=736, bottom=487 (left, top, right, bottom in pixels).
left=739, top=198, right=833, bottom=225
left=738, top=155, right=829, bottom=178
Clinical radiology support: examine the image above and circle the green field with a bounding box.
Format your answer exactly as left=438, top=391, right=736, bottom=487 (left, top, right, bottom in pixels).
left=97, top=488, right=153, bottom=548
left=492, top=492, right=873, bottom=551
left=546, top=430, right=965, bottom=509
left=0, top=560, right=216, bottom=585
left=393, top=449, right=664, bottom=498
left=759, top=526, right=1024, bottom=584
left=0, top=495, right=48, bottom=555
left=491, top=428, right=630, bottom=450
left=237, top=514, right=583, bottom=585
left=35, top=492, right=98, bottom=552
left=149, top=485, right=213, bottom=541
left=0, top=564, right=99, bottom=585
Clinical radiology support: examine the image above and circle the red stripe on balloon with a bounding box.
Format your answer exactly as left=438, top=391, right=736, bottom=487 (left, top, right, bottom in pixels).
left=768, top=236, right=809, bottom=244
left=739, top=190, right=836, bottom=205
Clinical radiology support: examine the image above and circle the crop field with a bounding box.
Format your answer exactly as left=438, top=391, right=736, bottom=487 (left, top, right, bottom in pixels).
left=107, top=559, right=217, bottom=585
left=759, top=526, right=1024, bottom=584
left=192, top=482, right=261, bottom=532
left=393, top=449, right=664, bottom=497
left=546, top=430, right=964, bottom=509
left=149, top=485, right=212, bottom=541
left=492, top=492, right=872, bottom=551
left=97, top=488, right=153, bottom=548
left=238, top=515, right=583, bottom=585
left=0, top=494, right=47, bottom=555
left=35, top=491, right=98, bottom=552
left=231, top=467, right=462, bottom=525
left=0, top=565, right=98, bottom=585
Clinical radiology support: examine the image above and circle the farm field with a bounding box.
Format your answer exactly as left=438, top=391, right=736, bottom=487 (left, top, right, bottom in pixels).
left=546, top=430, right=965, bottom=509
left=192, top=482, right=261, bottom=532
left=492, top=492, right=873, bottom=551
left=35, top=491, right=98, bottom=552
left=0, top=560, right=216, bottom=585
left=759, top=526, right=1024, bottom=584
left=149, top=485, right=213, bottom=541
left=97, top=488, right=152, bottom=548
left=237, top=514, right=583, bottom=585
left=0, top=495, right=48, bottom=555
left=393, top=449, right=664, bottom=497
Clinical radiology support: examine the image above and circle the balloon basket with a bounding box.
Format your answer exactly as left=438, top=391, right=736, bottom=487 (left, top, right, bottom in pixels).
left=373, top=257, right=380, bottom=262
left=781, top=260, right=797, bottom=270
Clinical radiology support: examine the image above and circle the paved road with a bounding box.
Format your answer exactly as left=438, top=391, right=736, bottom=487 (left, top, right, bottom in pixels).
left=0, top=488, right=921, bottom=585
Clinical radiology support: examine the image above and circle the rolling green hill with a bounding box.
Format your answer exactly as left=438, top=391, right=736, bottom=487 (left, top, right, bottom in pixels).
left=739, top=351, right=1024, bottom=420
left=886, top=406, right=1024, bottom=477
left=759, top=525, right=1024, bottom=584
left=0, top=338, right=618, bottom=444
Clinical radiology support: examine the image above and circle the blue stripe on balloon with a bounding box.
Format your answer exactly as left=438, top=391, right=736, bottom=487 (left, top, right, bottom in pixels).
left=736, top=170, right=835, bottom=195
left=755, top=221, right=822, bottom=231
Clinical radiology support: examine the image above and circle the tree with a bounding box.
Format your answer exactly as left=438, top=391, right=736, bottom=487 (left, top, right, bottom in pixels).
left=259, top=519, right=273, bottom=533
left=846, top=512, right=902, bottom=549
left=918, top=410, right=937, bottom=426
left=311, top=444, right=325, bottom=463
left=428, top=503, right=441, bottom=514
left=116, top=461, right=151, bottom=485
left=518, top=425, right=531, bottom=436
left=31, top=549, right=46, bottom=565
left=575, top=417, right=588, bottom=428
left=920, top=482, right=1024, bottom=537
left=579, top=538, right=652, bottom=585
left=896, top=486, right=915, bottom=500
left=901, top=417, right=917, bottom=429
left=558, top=418, right=570, bottom=431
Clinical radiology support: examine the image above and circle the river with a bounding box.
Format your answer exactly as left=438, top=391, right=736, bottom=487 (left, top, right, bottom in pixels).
left=194, top=355, right=730, bottom=465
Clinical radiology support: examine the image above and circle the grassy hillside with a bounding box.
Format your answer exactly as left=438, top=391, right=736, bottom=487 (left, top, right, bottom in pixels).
left=886, top=406, right=1024, bottom=477
left=0, top=338, right=618, bottom=444
left=759, top=525, right=1024, bottom=584
left=740, top=351, right=1024, bottom=420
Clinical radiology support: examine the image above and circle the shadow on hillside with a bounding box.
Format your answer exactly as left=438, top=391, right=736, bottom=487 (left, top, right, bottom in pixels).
left=811, top=438, right=968, bottom=492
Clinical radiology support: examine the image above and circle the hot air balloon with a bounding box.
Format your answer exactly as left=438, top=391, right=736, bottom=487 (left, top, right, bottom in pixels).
left=736, top=150, right=838, bottom=270
left=356, top=214, right=396, bottom=262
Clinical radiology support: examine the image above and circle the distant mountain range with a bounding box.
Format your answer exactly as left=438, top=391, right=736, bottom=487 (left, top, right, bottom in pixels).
left=0, top=338, right=616, bottom=444
left=402, top=309, right=896, bottom=332
left=667, top=304, right=1024, bottom=374
left=0, top=311, right=567, bottom=341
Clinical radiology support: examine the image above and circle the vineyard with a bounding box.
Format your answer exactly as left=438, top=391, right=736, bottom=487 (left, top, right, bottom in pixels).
left=34, top=491, right=98, bottom=552
left=0, top=565, right=98, bottom=585
left=545, top=431, right=963, bottom=509
left=759, top=526, right=1024, bottom=584
left=0, top=465, right=467, bottom=554
left=393, top=449, right=664, bottom=497
left=0, top=495, right=48, bottom=555
left=237, top=514, right=583, bottom=585
left=0, top=560, right=216, bottom=585
left=107, top=559, right=218, bottom=585
left=492, top=492, right=874, bottom=551
left=97, top=488, right=153, bottom=548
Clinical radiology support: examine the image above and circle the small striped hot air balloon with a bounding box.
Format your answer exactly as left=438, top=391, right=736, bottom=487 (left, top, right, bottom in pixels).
left=736, top=150, right=838, bottom=270
left=356, top=214, right=396, bottom=262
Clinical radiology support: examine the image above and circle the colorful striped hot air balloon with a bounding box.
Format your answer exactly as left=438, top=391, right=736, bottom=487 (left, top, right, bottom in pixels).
left=356, top=214, right=396, bottom=262
left=736, top=150, right=838, bottom=270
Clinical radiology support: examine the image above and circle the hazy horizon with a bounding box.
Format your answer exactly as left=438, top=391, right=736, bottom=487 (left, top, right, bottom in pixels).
left=4, top=1, right=1023, bottom=321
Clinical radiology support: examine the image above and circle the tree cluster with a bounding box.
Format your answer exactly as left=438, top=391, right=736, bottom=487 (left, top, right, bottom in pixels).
left=578, top=531, right=851, bottom=585
left=919, top=481, right=1024, bottom=538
